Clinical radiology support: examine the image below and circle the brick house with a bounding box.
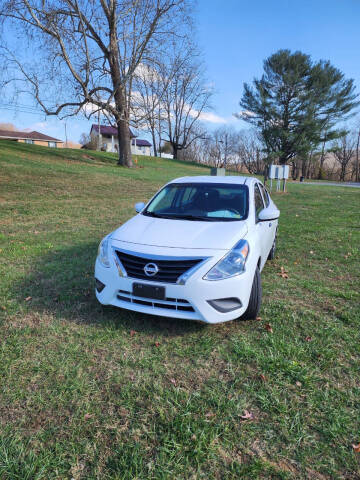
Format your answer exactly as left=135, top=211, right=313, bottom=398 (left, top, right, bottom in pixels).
left=0, top=129, right=63, bottom=147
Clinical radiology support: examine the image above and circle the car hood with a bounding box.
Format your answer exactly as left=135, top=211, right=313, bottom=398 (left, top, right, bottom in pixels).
left=111, top=214, right=248, bottom=250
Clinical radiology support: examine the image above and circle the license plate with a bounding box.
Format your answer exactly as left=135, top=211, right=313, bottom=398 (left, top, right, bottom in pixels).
left=132, top=283, right=165, bottom=300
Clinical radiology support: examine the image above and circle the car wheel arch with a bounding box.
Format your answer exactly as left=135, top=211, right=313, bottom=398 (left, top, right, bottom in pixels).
left=257, top=257, right=261, bottom=269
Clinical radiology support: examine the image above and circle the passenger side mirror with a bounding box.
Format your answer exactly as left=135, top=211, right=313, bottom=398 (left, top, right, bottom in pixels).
left=135, top=202, right=145, bottom=213
left=258, top=207, right=280, bottom=222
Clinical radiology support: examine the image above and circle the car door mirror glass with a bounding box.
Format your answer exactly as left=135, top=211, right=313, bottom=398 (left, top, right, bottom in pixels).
left=258, top=207, right=280, bottom=221
left=135, top=202, right=145, bottom=213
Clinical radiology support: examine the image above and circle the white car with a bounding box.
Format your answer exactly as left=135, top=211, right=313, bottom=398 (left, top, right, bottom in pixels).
left=95, top=176, right=279, bottom=324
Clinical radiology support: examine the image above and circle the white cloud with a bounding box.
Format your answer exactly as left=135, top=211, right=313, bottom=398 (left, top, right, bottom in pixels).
left=25, top=121, right=48, bottom=131
left=134, top=63, right=161, bottom=82
left=188, top=108, right=238, bottom=125
left=233, top=110, right=256, bottom=120
left=198, top=111, right=228, bottom=124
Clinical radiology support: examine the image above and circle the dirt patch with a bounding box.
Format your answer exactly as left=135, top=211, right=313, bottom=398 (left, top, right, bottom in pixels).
left=4, top=311, right=54, bottom=330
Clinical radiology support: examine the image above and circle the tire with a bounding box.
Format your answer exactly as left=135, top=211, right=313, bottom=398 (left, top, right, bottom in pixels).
left=241, top=266, right=262, bottom=320
left=267, top=231, right=277, bottom=260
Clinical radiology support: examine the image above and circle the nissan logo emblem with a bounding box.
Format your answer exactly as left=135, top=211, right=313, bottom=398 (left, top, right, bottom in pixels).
left=144, top=262, right=159, bottom=277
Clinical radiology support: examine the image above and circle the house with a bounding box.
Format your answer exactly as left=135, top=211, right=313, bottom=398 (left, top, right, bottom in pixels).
left=90, top=124, right=152, bottom=155
left=131, top=138, right=152, bottom=156
left=0, top=129, right=63, bottom=147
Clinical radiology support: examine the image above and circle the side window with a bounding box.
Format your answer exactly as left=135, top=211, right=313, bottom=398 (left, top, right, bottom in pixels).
left=254, top=184, right=265, bottom=220
left=259, top=183, right=270, bottom=207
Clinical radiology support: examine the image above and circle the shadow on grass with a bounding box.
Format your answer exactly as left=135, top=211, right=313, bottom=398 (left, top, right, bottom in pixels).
left=15, top=242, right=204, bottom=337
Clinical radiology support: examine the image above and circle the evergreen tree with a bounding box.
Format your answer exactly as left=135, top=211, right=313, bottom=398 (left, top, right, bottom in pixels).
left=238, top=50, right=358, bottom=164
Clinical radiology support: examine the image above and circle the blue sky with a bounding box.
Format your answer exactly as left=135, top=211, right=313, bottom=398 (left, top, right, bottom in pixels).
left=1, top=0, right=360, bottom=143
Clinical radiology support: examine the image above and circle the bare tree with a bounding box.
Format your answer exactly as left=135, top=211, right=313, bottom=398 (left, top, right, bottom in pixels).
left=177, top=133, right=208, bottom=163
left=295, top=149, right=318, bottom=180
left=234, top=130, right=266, bottom=174
left=0, top=0, right=191, bottom=167
left=158, top=44, right=213, bottom=158
left=331, top=132, right=356, bottom=181
left=132, top=63, right=167, bottom=157
left=203, top=127, right=236, bottom=167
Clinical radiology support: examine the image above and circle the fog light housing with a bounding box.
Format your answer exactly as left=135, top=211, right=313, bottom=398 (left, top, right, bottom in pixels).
left=95, top=278, right=105, bottom=293
left=207, top=297, right=242, bottom=313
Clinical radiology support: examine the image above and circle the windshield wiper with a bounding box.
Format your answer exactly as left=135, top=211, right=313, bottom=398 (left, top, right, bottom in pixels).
left=144, top=212, right=238, bottom=221
left=144, top=211, right=212, bottom=221
left=143, top=211, right=187, bottom=220
left=143, top=211, right=163, bottom=218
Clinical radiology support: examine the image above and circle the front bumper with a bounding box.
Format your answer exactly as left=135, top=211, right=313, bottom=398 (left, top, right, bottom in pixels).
left=94, top=241, right=255, bottom=324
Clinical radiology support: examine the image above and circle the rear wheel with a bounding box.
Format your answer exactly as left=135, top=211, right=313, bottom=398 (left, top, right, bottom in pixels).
left=241, top=267, right=262, bottom=320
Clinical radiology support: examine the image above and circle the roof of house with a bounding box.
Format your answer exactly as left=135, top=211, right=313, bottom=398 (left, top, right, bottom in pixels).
left=91, top=124, right=136, bottom=138
left=0, top=129, right=62, bottom=142
left=132, top=139, right=152, bottom=147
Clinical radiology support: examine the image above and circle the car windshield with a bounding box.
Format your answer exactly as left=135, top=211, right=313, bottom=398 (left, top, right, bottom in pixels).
left=143, top=182, right=249, bottom=221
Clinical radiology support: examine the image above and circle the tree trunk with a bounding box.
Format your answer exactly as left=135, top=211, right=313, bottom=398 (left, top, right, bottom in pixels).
left=108, top=24, right=133, bottom=168
left=291, top=161, right=298, bottom=180
left=306, top=158, right=312, bottom=179
left=172, top=143, right=178, bottom=159
left=340, top=164, right=346, bottom=181
left=301, top=157, right=307, bottom=178
left=263, top=164, right=268, bottom=185
left=151, top=129, right=157, bottom=157
left=117, top=117, right=132, bottom=166
left=317, top=141, right=326, bottom=179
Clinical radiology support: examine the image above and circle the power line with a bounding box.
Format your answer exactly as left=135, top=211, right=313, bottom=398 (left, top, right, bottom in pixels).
left=0, top=104, right=46, bottom=116
left=0, top=102, right=43, bottom=111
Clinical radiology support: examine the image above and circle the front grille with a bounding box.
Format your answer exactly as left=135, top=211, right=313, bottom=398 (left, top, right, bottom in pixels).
left=115, top=250, right=203, bottom=283
left=117, top=291, right=195, bottom=312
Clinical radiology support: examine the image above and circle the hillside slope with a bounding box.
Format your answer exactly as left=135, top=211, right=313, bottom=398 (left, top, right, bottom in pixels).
left=0, top=140, right=359, bottom=479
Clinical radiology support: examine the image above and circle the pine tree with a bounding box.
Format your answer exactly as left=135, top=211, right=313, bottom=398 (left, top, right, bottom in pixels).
left=238, top=50, right=358, bottom=164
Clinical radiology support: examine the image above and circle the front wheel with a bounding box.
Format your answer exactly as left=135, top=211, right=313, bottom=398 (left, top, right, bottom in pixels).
left=268, top=231, right=277, bottom=260
left=241, top=267, right=262, bottom=320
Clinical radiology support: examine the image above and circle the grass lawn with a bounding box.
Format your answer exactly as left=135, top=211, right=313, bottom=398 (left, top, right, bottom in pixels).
left=0, top=140, right=359, bottom=479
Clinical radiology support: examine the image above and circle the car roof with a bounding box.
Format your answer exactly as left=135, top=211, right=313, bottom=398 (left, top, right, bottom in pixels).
left=170, top=175, right=257, bottom=185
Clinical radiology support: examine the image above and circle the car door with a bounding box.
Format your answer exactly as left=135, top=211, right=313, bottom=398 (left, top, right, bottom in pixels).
left=254, top=182, right=268, bottom=269
left=258, top=182, right=277, bottom=252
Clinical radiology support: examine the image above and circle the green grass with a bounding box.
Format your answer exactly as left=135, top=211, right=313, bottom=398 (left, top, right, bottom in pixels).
left=0, top=140, right=359, bottom=479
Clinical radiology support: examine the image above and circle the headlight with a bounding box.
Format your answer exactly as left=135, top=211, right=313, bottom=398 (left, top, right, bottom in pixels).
left=203, top=239, right=249, bottom=281
left=97, top=236, right=111, bottom=268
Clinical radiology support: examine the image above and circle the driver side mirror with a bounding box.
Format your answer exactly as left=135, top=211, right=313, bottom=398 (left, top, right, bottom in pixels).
left=135, top=202, right=145, bottom=213
left=258, top=207, right=280, bottom=222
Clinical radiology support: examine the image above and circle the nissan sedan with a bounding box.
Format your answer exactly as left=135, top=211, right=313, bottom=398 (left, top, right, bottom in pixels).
left=95, top=176, right=279, bottom=324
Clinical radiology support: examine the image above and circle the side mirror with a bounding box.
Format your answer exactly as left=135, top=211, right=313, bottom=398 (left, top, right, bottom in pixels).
left=135, top=202, right=145, bottom=213
left=258, top=207, right=280, bottom=222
